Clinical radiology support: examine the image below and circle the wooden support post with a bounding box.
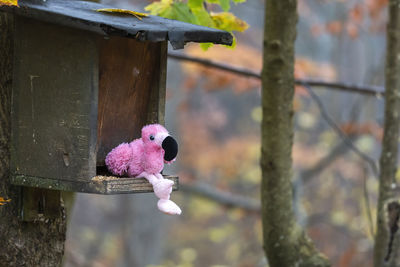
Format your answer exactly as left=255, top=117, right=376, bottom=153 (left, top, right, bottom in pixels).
left=21, top=187, right=61, bottom=221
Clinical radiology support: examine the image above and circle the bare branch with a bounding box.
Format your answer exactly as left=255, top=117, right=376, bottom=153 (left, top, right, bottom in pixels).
left=179, top=181, right=260, bottom=212
left=300, top=138, right=357, bottom=184
left=182, top=141, right=361, bottom=215
left=168, top=52, right=385, bottom=97
left=303, top=85, right=379, bottom=177
left=168, top=52, right=261, bottom=79
left=304, top=86, right=376, bottom=237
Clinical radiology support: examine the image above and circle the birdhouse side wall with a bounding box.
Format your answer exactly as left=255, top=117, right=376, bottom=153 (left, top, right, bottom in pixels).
left=11, top=17, right=98, bottom=184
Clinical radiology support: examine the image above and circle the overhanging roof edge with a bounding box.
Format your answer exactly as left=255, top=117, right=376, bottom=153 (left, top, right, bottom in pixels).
left=0, top=0, right=233, bottom=49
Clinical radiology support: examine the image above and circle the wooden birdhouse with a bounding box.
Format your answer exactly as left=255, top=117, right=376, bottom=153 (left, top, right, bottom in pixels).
left=0, top=0, right=232, bottom=196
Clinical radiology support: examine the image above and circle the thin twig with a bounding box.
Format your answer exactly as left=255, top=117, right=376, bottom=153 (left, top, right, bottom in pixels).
left=184, top=141, right=361, bottom=214
left=168, top=52, right=261, bottom=79
left=180, top=181, right=260, bottom=212
left=168, top=52, right=385, bottom=97
left=302, top=84, right=379, bottom=177
left=184, top=140, right=361, bottom=213
left=294, top=137, right=358, bottom=226
left=300, top=137, right=357, bottom=183
left=362, top=163, right=375, bottom=238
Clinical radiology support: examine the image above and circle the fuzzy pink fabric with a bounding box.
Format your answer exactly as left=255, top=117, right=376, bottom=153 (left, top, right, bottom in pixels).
left=105, top=124, right=181, bottom=215
left=105, top=124, right=170, bottom=177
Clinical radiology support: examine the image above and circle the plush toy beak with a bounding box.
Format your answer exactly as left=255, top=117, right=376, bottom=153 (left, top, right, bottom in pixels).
left=162, top=136, right=178, bottom=161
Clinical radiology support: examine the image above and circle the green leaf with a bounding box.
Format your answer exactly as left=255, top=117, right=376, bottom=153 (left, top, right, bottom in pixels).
left=205, top=0, right=230, bottom=11
left=191, top=7, right=214, bottom=27
left=210, top=12, right=248, bottom=32
left=200, top=42, right=213, bottom=50
left=219, top=0, right=230, bottom=12
left=173, top=2, right=197, bottom=23
left=145, top=0, right=249, bottom=50
left=188, top=0, right=204, bottom=9
left=146, top=0, right=196, bottom=24
left=145, top=0, right=173, bottom=15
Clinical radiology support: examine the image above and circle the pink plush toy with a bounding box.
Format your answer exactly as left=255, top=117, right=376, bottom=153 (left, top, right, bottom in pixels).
left=105, top=124, right=181, bottom=215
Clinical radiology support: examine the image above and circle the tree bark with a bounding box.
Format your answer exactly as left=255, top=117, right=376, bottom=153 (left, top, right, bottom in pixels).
left=0, top=13, right=67, bottom=267
left=373, top=1, right=400, bottom=266
left=260, top=1, right=330, bottom=266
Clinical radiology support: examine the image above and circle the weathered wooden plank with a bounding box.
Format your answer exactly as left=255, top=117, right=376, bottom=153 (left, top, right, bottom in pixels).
left=96, top=37, right=162, bottom=165
left=11, top=16, right=98, bottom=182
left=147, top=41, right=167, bottom=125
left=158, top=42, right=167, bottom=125
left=11, top=174, right=178, bottom=195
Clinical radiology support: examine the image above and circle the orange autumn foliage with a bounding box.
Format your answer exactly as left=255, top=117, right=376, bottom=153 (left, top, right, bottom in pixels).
left=181, top=44, right=337, bottom=96
left=349, top=3, right=364, bottom=25
left=295, top=58, right=337, bottom=96
left=311, top=24, right=324, bottom=37
left=326, top=21, right=343, bottom=35
left=295, top=58, right=337, bottom=80
left=0, top=197, right=11, bottom=206
left=340, top=121, right=383, bottom=140
left=309, top=1, right=387, bottom=37
left=346, top=22, right=359, bottom=39
left=367, top=0, right=388, bottom=20
left=178, top=112, right=259, bottom=183
left=182, top=43, right=261, bottom=93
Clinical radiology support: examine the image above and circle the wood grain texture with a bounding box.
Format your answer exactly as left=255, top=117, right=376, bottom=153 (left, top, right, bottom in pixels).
left=0, top=13, right=66, bottom=266
left=12, top=174, right=178, bottom=194
left=97, top=37, right=163, bottom=165
left=12, top=17, right=98, bottom=182
left=147, top=41, right=167, bottom=125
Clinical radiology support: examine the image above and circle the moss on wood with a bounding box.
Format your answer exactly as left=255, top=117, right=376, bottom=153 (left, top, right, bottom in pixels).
left=260, top=1, right=330, bottom=266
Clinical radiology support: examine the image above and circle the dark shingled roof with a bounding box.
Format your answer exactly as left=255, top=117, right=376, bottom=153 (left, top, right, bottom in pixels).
left=0, top=0, right=233, bottom=49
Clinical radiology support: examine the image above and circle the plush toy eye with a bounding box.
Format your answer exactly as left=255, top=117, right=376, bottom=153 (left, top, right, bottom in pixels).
left=149, top=135, right=155, bottom=141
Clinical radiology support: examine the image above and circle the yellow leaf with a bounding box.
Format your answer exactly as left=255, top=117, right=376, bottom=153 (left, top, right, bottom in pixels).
left=96, top=8, right=148, bottom=20
left=210, top=12, right=248, bottom=32
left=0, top=0, right=18, bottom=7
left=0, top=197, right=11, bottom=206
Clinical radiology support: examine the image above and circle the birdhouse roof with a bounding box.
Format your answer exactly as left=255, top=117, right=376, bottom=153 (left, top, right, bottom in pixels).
left=0, top=0, right=233, bottom=49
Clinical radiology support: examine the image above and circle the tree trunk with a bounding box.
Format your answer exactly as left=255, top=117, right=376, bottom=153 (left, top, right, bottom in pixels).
left=260, top=1, right=330, bottom=266
left=0, top=13, right=67, bottom=267
left=373, top=1, right=400, bottom=266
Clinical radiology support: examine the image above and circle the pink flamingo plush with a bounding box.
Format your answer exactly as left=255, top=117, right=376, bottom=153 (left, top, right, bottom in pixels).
left=105, top=124, right=181, bottom=215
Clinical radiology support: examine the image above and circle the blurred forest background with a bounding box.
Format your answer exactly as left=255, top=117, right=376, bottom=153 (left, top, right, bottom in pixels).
left=64, top=0, right=391, bottom=266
